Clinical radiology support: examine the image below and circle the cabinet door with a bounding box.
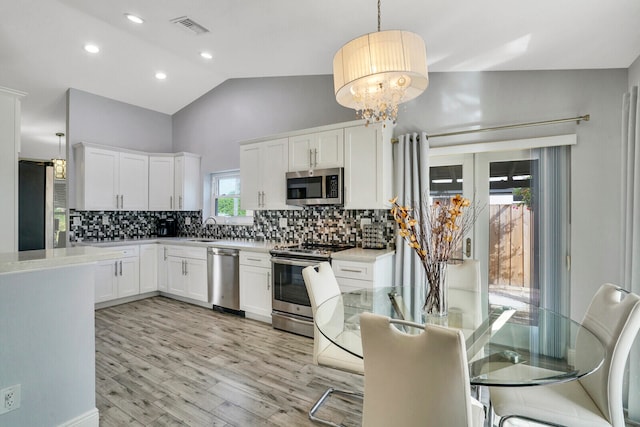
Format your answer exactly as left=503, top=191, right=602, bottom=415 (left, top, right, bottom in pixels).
left=119, top=152, right=149, bottom=210
left=240, top=143, right=262, bottom=210
left=139, top=244, right=158, bottom=293
left=95, top=259, right=118, bottom=303
left=84, top=147, right=119, bottom=210
left=344, top=123, right=392, bottom=209
left=240, top=265, right=272, bottom=318
left=157, top=245, right=168, bottom=291
left=117, top=257, right=140, bottom=298
left=167, top=257, right=187, bottom=296
left=186, top=258, right=208, bottom=302
left=149, top=156, right=174, bottom=210
left=262, top=138, right=288, bottom=210
left=288, top=134, right=314, bottom=171
left=315, top=129, right=344, bottom=169
left=175, top=154, right=202, bottom=211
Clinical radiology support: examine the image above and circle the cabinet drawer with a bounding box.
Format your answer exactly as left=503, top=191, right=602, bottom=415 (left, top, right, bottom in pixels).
left=239, top=251, right=271, bottom=268
left=166, top=245, right=207, bottom=260
left=332, top=259, right=373, bottom=281
left=106, top=245, right=139, bottom=258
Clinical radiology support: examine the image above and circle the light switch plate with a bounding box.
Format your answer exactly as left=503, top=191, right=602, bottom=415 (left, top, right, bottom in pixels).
left=185, top=217, right=191, bottom=225
left=279, top=218, right=288, bottom=227
left=102, top=215, right=109, bottom=225
left=360, top=218, right=372, bottom=227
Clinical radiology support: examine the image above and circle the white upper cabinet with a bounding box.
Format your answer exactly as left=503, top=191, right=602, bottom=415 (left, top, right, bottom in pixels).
left=240, top=138, right=288, bottom=210
left=289, top=129, right=344, bottom=171
left=74, top=144, right=148, bottom=211
left=148, top=155, right=175, bottom=210
left=75, top=144, right=201, bottom=211
left=344, top=122, right=393, bottom=209
left=174, top=153, right=202, bottom=211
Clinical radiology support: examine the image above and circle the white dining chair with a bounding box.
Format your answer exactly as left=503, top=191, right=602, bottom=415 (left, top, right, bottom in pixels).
left=359, top=312, right=485, bottom=427
left=302, top=262, right=363, bottom=426
left=489, top=283, right=640, bottom=427
left=447, top=259, right=483, bottom=330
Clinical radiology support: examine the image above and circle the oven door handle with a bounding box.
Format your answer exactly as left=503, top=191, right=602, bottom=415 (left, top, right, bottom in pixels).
left=271, top=258, right=322, bottom=268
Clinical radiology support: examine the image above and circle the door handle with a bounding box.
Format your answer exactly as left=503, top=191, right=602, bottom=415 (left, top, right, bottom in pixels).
left=119, top=260, right=123, bottom=276
left=314, top=148, right=318, bottom=167
left=465, top=237, right=472, bottom=258
left=267, top=272, right=271, bottom=291
left=184, top=260, right=188, bottom=275
left=179, top=196, right=183, bottom=210
left=170, top=195, right=173, bottom=209
left=120, top=195, right=124, bottom=209
left=114, top=261, right=118, bottom=276
left=309, top=149, right=313, bottom=168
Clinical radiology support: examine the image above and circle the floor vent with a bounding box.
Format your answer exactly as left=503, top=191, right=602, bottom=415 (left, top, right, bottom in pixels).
left=170, top=16, right=210, bottom=35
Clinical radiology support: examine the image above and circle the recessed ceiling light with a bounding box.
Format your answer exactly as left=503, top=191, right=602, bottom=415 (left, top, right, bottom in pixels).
left=155, top=72, right=167, bottom=80
left=125, top=14, right=144, bottom=24
left=84, top=44, right=100, bottom=54
left=200, top=52, right=213, bottom=60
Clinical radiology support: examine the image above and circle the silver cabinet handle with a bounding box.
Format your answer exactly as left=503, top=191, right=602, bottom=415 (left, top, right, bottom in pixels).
left=119, top=260, right=123, bottom=276
left=179, top=196, right=183, bottom=210
left=261, top=191, right=265, bottom=207
left=314, top=148, right=318, bottom=167
left=341, top=268, right=364, bottom=273
left=182, top=260, right=186, bottom=275
left=114, top=261, right=118, bottom=276
left=164, top=247, right=168, bottom=261
left=309, top=149, right=313, bottom=168
left=267, top=271, right=271, bottom=291
left=170, top=196, right=173, bottom=209
left=247, top=257, right=261, bottom=262
left=120, top=195, right=124, bottom=209
left=185, top=260, right=188, bottom=275
left=115, top=195, right=119, bottom=209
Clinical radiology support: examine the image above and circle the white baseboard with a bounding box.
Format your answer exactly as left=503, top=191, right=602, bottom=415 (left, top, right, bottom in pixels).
left=58, top=408, right=99, bottom=427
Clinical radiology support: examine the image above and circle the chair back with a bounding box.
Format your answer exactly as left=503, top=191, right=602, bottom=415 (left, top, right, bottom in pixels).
left=447, top=259, right=483, bottom=330
left=577, top=283, right=640, bottom=426
left=360, top=312, right=477, bottom=427
left=302, top=262, right=344, bottom=365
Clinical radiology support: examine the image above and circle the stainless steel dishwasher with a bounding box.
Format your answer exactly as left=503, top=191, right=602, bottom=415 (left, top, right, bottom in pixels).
left=207, top=247, right=242, bottom=314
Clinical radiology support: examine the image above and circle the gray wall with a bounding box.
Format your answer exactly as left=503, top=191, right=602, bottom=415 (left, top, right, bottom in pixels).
left=172, top=70, right=627, bottom=320
left=67, top=88, right=173, bottom=208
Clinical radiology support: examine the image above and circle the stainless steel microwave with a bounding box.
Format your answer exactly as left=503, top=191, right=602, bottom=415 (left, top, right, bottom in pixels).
left=286, top=167, right=343, bottom=206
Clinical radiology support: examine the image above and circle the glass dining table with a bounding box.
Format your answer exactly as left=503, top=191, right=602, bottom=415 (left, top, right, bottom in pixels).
left=315, top=286, right=606, bottom=387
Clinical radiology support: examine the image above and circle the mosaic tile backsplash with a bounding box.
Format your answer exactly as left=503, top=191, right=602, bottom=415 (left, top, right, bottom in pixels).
left=69, top=207, right=395, bottom=248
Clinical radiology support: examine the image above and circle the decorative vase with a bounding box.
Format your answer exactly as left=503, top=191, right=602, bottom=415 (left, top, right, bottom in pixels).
left=423, top=260, right=448, bottom=318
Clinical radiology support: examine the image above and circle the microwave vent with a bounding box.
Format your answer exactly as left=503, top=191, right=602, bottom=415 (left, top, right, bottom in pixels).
left=170, top=16, right=210, bottom=35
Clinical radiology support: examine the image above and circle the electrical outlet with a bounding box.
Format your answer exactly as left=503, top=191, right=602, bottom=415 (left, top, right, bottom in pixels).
left=360, top=218, right=372, bottom=227
left=184, top=217, right=191, bottom=225
left=0, top=384, right=21, bottom=415
left=101, top=215, right=109, bottom=225
left=279, top=217, right=287, bottom=227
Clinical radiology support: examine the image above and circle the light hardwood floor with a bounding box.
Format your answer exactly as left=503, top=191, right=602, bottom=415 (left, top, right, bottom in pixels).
left=95, top=296, right=363, bottom=426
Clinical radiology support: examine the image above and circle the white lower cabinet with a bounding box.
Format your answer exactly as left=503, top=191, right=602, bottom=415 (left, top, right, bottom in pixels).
left=332, top=255, right=394, bottom=293
left=94, top=246, right=140, bottom=303
left=239, top=251, right=272, bottom=322
left=157, top=245, right=168, bottom=291
left=166, top=245, right=208, bottom=302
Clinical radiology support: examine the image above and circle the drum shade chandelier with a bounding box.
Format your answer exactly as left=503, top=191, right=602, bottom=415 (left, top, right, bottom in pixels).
left=52, top=132, right=66, bottom=180
left=333, top=0, right=429, bottom=125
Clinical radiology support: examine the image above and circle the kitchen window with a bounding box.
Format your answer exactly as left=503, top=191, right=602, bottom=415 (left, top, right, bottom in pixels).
left=210, top=170, right=253, bottom=225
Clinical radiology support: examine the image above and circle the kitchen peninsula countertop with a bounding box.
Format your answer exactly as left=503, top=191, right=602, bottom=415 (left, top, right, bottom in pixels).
left=330, top=247, right=395, bottom=262
left=0, top=246, right=123, bottom=275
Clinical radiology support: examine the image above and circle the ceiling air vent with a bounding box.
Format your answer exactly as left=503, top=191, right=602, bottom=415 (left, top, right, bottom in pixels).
left=170, top=16, right=210, bottom=35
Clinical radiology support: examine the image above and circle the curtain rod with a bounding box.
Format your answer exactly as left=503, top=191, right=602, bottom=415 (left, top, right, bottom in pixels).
left=390, top=114, right=590, bottom=143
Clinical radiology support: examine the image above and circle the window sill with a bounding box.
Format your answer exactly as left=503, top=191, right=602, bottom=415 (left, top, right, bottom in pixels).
left=212, top=216, right=254, bottom=226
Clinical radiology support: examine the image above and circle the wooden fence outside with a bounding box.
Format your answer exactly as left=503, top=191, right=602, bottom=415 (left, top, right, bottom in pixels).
left=488, top=204, right=532, bottom=288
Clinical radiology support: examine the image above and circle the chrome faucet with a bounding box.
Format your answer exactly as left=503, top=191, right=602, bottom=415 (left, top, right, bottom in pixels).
left=203, top=216, right=217, bottom=226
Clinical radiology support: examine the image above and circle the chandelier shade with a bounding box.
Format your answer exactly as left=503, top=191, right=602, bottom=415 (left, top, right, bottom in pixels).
left=52, top=132, right=66, bottom=180
left=333, top=29, right=428, bottom=123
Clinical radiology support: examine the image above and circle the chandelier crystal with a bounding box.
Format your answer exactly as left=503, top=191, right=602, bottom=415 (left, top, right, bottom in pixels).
left=333, top=1, right=428, bottom=125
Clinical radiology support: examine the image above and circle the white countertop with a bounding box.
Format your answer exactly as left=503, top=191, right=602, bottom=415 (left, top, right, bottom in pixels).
left=330, top=247, right=395, bottom=262
left=74, top=238, right=395, bottom=261
left=0, top=246, right=124, bottom=275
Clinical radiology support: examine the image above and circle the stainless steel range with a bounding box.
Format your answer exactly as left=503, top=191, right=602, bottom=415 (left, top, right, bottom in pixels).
left=270, top=243, right=353, bottom=338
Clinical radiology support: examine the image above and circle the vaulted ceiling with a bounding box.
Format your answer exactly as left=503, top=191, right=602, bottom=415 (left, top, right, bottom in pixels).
left=1, top=0, right=639, bottom=155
